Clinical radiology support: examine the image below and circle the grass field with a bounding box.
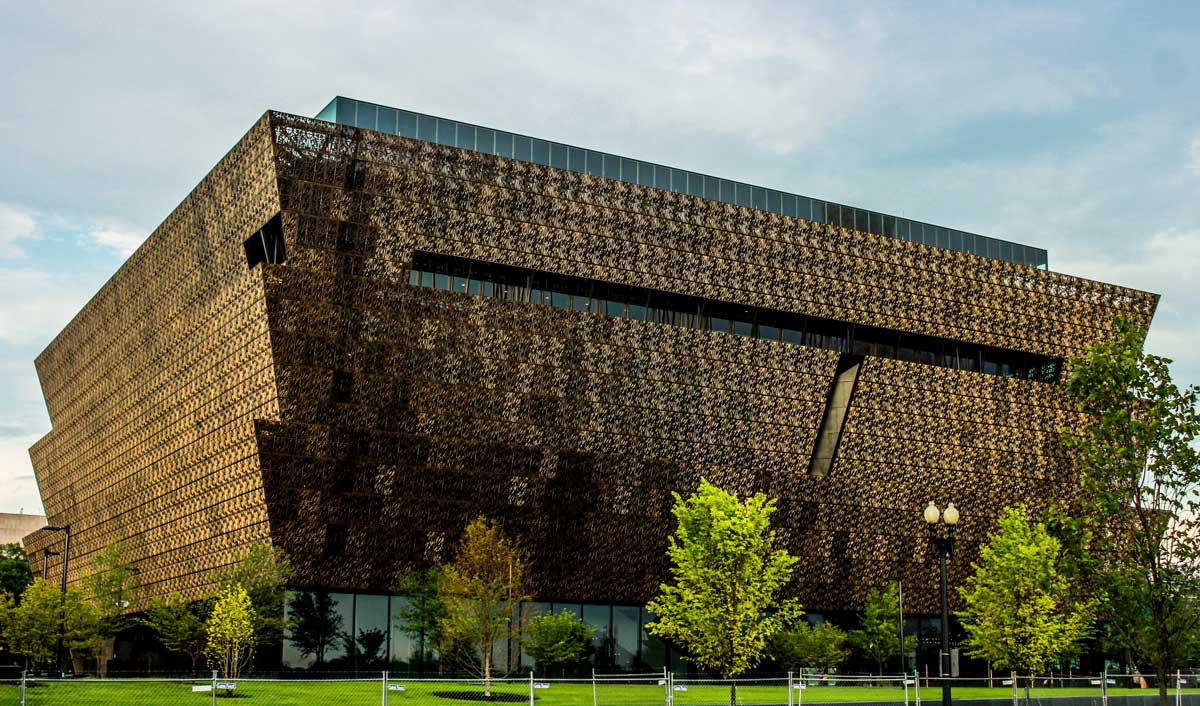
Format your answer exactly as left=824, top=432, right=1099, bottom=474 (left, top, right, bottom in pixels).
left=2, top=679, right=1196, bottom=706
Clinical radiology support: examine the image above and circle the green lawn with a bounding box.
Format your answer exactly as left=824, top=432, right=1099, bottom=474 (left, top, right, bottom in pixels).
left=2, top=679, right=1196, bottom=706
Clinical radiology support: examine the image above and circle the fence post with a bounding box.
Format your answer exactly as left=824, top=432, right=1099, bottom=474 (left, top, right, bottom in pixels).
left=915, top=668, right=921, bottom=706
left=19, top=670, right=26, bottom=706
left=663, top=668, right=670, bottom=706
left=382, top=670, right=388, bottom=706
left=1177, top=670, right=1182, bottom=706
left=788, top=671, right=794, bottom=706
left=529, top=669, right=535, bottom=706
left=1102, top=668, right=1108, bottom=706
left=592, top=668, right=598, bottom=706
left=904, top=670, right=910, bottom=706
left=211, top=669, right=218, bottom=706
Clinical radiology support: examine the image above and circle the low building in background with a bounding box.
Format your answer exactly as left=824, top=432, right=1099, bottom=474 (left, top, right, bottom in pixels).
left=23, top=97, right=1158, bottom=673
left=0, top=512, right=45, bottom=547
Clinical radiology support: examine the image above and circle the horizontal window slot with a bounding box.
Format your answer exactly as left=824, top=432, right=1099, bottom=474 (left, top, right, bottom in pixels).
left=406, top=251, right=1063, bottom=384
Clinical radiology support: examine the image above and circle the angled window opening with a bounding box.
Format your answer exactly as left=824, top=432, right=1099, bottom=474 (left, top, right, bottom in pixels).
left=808, top=354, right=864, bottom=477
left=244, top=213, right=285, bottom=270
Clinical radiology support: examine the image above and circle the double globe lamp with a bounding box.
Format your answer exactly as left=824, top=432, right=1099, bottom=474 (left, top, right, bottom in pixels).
left=924, top=501, right=959, bottom=706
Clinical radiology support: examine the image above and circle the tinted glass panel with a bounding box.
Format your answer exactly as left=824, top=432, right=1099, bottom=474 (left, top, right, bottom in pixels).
left=397, top=111, right=417, bottom=139
left=436, top=119, right=456, bottom=146
left=532, top=139, right=550, bottom=166
left=355, top=103, right=377, bottom=129
left=378, top=108, right=397, bottom=134
left=587, top=150, right=605, bottom=176
left=417, top=115, right=436, bottom=141
left=620, top=158, right=637, bottom=183
left=550, top=142, right=568, bottom=169
left=494, top=131, right=514, bottom=158
left=456, top=124, right=475, bottom=150
left=355, top=594, right=389, bottom=669
left=510, top=135, right=531, bottom=162
left=568, top=147, right=585, bottom=172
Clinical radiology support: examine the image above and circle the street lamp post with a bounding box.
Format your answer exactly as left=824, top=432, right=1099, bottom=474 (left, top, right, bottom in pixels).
left=923, top=501, right=960, bottom=706
left=43, top=524, right=71, bottom=676
left=41, top=548, right=60, bottom=581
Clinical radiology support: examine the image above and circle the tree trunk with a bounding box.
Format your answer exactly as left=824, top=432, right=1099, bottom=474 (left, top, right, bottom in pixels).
left=729, top=681, right=737, bottom=706
left=1025, top=674, right=1032, bottom=706
left=484, top=647, right=492, bottom=697
left=1156, top=666, right=1169, bottom=706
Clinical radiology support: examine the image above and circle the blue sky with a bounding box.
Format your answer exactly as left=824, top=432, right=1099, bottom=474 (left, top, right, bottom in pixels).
left=1, top=1, right=1198, bottom=514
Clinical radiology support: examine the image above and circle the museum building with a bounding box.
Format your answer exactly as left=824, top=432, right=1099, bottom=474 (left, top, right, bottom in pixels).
left=24, top=97, right=1157, bottom=672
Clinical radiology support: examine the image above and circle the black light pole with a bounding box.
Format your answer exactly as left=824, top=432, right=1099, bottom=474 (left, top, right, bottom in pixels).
left=923, top=502, right=959, bottom=706
left=43, top=524, right=71, bottom=676
left=41, top=548, right=60, bottom=581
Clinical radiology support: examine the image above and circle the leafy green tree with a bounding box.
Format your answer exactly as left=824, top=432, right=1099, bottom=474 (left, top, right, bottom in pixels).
left=522, top=609, right=595, bottom=676
left=958, top=506, right=1094, bottom=706
left=770, top=621, right=850, bottom=675
left=646, top=479, right=802, bottom=706
left=439, top=516, right=532, bottom=696
left=286, top=591, right=344, bottom=667
left=140, top=592, right=213, bottom=675
left=0, top=590, right=16, bottom=657
left=0, top=544, right=33, bottom=598
left=206, top=584, right=256, bottom=683
left=1061, top=317, right=1200, bottom=706
left=83, top=540, right=139, bottom=675
left=2, top=578, right=98, bottom=671
left=849, top=582, right=916, bottom=677
left=216, top=541, right=291, bottom=650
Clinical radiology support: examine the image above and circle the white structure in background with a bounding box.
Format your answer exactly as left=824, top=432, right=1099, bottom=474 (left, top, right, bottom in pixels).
left=0, top=511, right=46, bottom=546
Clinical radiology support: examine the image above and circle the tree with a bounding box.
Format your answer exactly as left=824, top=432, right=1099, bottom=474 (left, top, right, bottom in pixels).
left=83, top=540, right=139, bottom=676
left=0, top=591, right=13, bottom=653
left=216, top=541, right=291, bottom=650
left=286, top=591, right=344, bottom=667
left=2, top=578, right=98, bottom=672
left=522, top=609, right=595, bottom=676
left=439, top=516, right=532, bottom=697
left=206, top=584, right=256, bottom=683
left=849, top=582, right=916, bottom=677
left=957, top=506, right=1094, bottom=706
left=140, top=592, right=213, bottom=675
left=0, top=544, right=33, bottom=598
left=770, top=621, right=850, bottom=676
left=646, top=479, right=802, bottom=706
left=1061, top=317, right=1200, bottom=706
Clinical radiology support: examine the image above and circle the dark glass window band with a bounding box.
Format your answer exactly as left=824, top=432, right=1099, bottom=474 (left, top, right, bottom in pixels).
left=407, top=251, right=1063, bottom=384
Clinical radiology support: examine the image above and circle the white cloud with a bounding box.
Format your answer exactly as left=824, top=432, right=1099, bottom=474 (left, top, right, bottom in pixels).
left=0, top=432, right=45, bottom=516
left=0, top=203, right=37, bottom=259
left=89, top=228, right=145, bottom=257
left=0, top=268, right=92, bottom=347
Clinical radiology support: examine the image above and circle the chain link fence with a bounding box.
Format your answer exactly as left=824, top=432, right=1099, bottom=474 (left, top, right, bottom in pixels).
left=4, top=671, right=1200, bottom=706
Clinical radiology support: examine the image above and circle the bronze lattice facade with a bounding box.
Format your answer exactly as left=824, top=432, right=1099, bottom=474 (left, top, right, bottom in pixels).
left=26, top=107, right=1157, bottom=618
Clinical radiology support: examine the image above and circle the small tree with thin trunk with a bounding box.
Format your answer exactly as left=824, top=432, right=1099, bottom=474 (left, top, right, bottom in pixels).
left=206, top=584, right=256, bottom=687
left=958, top=506, right=1093, bottom=706
left=439, top=516, right=532, bottom=697
left=647, top=479, right=802, bottom=706
left=849, top=582, right=916, bottom=678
